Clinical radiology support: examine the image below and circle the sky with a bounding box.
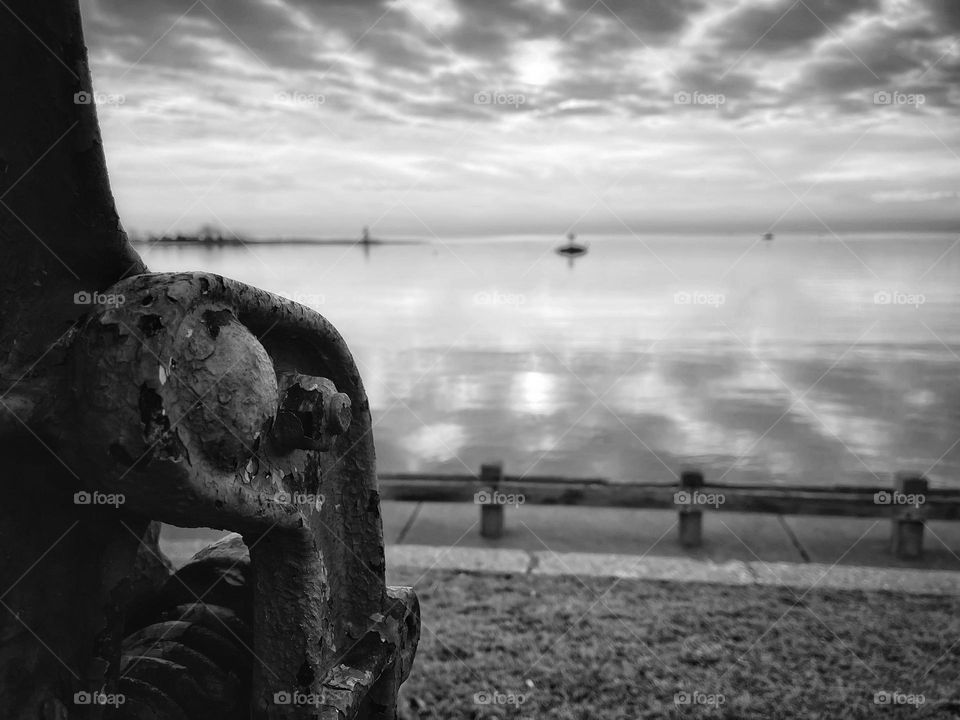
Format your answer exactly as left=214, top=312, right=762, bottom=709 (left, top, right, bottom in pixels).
left=78, top=0, right=960, bottom=239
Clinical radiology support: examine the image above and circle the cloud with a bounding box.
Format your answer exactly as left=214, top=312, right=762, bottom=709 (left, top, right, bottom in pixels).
left=83, top=0, right=319, bottom=71
left=922, top=0, right=960, bottom=30
left=81, top=0, right=960, bottom=122
left=711, top=0, right=881, bottom=56
left=73, top=0, right=960, bottom=236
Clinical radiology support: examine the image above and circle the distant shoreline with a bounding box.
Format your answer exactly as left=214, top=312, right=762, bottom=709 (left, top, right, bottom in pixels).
left=131, top=237, right=425, bottom=246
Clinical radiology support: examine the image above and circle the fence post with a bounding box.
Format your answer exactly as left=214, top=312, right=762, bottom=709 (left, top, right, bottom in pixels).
left=678, top=470, right=704, bottom=548
left=890, top=473, right=927, bottom=559
left=479, top=463, right=505, bottom=539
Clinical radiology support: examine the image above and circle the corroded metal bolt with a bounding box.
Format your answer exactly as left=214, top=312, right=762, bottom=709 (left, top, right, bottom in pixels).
left=271, top=374, right=351, bottom=453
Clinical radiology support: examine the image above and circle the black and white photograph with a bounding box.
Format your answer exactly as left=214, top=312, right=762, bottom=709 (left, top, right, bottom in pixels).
left=1, top=0, right=958, bottom=717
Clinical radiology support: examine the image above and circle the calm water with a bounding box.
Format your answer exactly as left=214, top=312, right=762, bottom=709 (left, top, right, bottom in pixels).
left=138, top=234, right=960, bottom=488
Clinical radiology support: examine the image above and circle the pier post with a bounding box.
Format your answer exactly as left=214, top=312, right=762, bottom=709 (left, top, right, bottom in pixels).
left=890, top=473, right=928, bottom=559
left=678, top=470, right=704, bottom=548
left=480, top=463, right=505, bottom=539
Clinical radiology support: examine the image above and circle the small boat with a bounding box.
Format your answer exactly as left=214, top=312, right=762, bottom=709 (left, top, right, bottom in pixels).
left=361, top=226, right=373, bottom=244
left=556, top=232, right=588, bottom=257
left=762, top=231, right=774, bottom=242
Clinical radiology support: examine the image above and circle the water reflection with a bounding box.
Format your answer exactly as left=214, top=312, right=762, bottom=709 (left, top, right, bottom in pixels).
left=358, top=344, right=960, bottom=487
left=510, top=370, right=560, bottom=416
left=402, top=422, right=467, bottom=466
left=138, top=235, right=960, bottom=488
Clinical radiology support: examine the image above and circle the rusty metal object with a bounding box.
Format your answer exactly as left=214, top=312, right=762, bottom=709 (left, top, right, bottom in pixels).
left=0, top=1, right=418, bottom=717
left=68, top=272, right=418, bottom=718
left=273, top=373, right=353, bottom=452
left=4, top=275, right=421, bottom=720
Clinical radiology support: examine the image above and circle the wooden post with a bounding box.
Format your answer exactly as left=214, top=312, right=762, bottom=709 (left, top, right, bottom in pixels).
left=677, top=470, right=704, bottom=548
left=479, top=463, right=505, bottom=539
left=890, top=473, right=928, bottom=559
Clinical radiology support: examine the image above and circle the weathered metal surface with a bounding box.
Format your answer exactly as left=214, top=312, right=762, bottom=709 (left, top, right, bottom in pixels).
left=2, top=270, right=420, bottom=719
left=273, top=373, right=353, bottom=452
left=0, top=1, right=418, bottom=716
left=122, top=533, right=420, bottom=720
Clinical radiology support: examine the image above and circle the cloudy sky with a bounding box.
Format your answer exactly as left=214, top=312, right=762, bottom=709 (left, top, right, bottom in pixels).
left=79, top=0, right=960, bottom=239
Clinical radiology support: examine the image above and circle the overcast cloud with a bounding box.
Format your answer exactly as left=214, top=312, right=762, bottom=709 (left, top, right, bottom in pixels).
left=79, top=0, right=960, bottom=238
